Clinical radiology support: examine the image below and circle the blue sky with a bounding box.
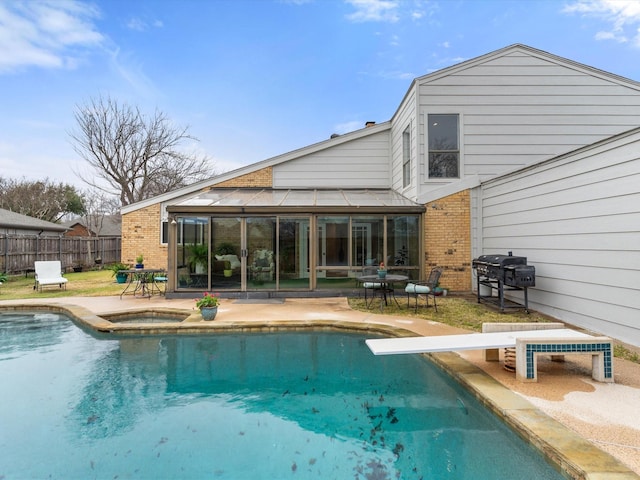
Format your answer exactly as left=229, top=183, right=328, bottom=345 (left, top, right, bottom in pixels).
left=2, top=0, right=640, bottom=191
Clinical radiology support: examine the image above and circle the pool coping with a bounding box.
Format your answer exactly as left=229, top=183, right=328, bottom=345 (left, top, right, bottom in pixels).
left=2, top=302, right=638, bottom=480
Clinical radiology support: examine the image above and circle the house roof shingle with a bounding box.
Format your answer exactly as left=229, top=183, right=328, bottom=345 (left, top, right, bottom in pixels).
left=0, top=208, right=68, bottom=233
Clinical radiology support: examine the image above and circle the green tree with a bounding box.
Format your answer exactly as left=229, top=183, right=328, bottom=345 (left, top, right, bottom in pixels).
left=0, top=177, right=85, bottom=222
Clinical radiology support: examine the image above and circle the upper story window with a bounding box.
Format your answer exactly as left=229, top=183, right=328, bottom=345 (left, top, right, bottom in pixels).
left=428, top=114, right=459, bottom=178
left=402, top=126, right=411, bottom=187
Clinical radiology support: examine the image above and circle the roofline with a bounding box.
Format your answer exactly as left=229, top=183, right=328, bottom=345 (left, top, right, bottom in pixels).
left=122, top=121, right=392, bottom=214
left=0, top=224, right=68, bottom=232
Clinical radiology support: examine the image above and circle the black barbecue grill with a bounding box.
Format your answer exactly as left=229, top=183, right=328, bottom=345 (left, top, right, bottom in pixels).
left=472, top=252, right=535, bottom=312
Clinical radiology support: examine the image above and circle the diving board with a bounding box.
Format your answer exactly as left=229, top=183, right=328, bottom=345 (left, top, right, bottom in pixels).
left=365, top=328, right=614, bottom=383
left=365, top=329, right=593, bottom=355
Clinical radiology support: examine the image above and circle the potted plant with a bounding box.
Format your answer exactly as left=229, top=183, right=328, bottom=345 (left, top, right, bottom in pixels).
left=110, top=262, right=130, bottom=284
left=377, top=262, right=387, bottom=279
left=215, top=242, right=236, bottom=256
left=223, top=260, right=233, bottom=277
left=135, top=254, right=144, bottom=269
left=195, top=292, right=220, bottom=321
left=178, top=274, right=191, bottom=287
left=186, top=244, right=208, bottom=273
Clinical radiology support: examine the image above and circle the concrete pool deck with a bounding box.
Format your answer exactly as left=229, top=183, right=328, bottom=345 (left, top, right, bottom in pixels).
left=1, top=295, right=639, bottom=479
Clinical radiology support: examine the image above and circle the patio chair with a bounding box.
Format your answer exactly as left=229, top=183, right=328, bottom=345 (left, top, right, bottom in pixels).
left=34, top=261, right=68, bottom=292
left=359, top=266, right=385, bottom=309
left=250, top=249, right=275, bottom=281
left=405, top=267, right=442, bottom=312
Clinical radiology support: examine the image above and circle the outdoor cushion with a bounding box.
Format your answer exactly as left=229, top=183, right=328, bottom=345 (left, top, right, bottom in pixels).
left=405, top=283, right=430, bottom=294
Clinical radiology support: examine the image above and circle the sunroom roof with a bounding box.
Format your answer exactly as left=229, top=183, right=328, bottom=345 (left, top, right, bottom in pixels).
left=168, top=188, right=424, bottom=214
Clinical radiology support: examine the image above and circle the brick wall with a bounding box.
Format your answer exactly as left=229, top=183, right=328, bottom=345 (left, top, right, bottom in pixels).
left=64, top=224, right=90, bottom=237
left=121, top=203, right=168, bottom=269
left=213, top=167, right=273, bottom=188
left=423, top=190, right=471, bottom=292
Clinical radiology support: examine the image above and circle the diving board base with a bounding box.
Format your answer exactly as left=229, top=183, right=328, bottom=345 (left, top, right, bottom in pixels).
left=516, top=337, right=614, bottom=383
left=365, top=325, right=614, bottom=383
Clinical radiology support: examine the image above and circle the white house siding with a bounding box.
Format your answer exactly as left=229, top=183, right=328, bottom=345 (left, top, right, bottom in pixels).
left=415, top=47, right=640, bottom=201
left=478, top=128, right=640, bottom=346
left=390, top=86, right=417, bottom=197
left=272, top=130, right=390, bottom=189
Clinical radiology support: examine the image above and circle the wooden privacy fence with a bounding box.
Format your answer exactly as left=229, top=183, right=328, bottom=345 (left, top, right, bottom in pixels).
left=0, top=235, right=121, bottom=274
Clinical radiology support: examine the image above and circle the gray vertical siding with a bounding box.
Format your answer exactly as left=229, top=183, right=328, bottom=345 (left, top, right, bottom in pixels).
left=479, top=128, right=640, bottom=346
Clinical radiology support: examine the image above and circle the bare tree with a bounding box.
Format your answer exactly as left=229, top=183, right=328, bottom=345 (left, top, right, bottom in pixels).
left=70, top=95, right=214, bottom=206
left=79, top=189, right=119, bottom=237
left=0, top=176, right=85, bottom=222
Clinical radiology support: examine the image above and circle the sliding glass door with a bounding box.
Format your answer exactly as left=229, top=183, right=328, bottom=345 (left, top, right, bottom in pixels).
left=246, top=217, right=276, bottom=290
left=211, top=217, right=242, bottom=290
left=278, top=217, right=310, bottom=290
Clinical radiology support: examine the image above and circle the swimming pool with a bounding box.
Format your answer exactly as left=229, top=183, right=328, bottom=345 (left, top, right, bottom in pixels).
left=0, top=311, right=565, bottom=479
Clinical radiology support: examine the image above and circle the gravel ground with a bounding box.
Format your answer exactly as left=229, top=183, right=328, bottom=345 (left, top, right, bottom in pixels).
left=459, top=349, right=640, bottom=474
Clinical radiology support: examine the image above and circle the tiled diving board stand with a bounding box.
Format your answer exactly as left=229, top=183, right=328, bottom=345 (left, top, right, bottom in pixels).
left=365, top=323, right=614, bottom=383
left=516, top=337, right=613, bottom=383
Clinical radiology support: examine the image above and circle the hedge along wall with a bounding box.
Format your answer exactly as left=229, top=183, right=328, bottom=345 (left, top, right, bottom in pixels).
left=423, top=190, right=472, bottom=292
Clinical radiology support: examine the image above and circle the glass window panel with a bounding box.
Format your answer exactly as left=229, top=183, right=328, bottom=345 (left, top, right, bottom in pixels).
left=176, top=216, right=209, bottom=289
left=387, top=215, right=420, bottom=280
left=211, top=218, right=241, bottom=290
left=428, top=114, right=458, bottom=150
left=317, top=216, right=349, bottom=268
left=279, top=217, right=310, bottom=290
left=429, top=153, right=460, bottom=178
left=403, top=127, right=411, bottom=188
left=247, top=217, right=276, bottom=290
left=351, top=216, right=384, bottom=268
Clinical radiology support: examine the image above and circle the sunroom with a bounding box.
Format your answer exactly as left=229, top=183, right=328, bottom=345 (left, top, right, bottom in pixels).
left=165, top=188, right=425, bottom=295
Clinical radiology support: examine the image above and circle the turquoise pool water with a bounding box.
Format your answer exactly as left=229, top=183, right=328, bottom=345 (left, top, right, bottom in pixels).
left=0, top=312, right=565, bottom=479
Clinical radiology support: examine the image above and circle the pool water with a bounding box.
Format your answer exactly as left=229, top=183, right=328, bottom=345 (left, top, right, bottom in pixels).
left=0, top=312, right=565, bottom=479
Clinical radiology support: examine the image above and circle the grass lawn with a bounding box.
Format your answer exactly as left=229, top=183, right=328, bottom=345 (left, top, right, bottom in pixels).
left=347, top=295, right=553, bottom=333
left=0, top=270, right=124, bottom=300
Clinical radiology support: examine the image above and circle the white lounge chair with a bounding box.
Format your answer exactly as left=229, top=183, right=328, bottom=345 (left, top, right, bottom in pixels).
left=34, top=261, right=68, bottom=292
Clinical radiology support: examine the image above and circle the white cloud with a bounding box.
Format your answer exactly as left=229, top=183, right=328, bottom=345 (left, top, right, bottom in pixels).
left=564, top=0, right=640, bottom=46
left=126, top=16, right=164, bottom=32
left=0, top=0, right=104, bottom=73
left=345, top=0, right=400, bottom=23
left=107, top=47, right=160, bottom=98
left=333, top=120, right=364, bottom=134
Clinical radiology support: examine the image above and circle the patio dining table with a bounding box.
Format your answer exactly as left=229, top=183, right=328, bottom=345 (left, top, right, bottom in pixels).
left=118, top=269, right=166, bottom=299
left=357, top=274, right=408, bottom=310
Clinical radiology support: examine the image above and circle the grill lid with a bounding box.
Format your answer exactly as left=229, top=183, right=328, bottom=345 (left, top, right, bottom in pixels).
left=473, top=253, right=527, bottom=267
